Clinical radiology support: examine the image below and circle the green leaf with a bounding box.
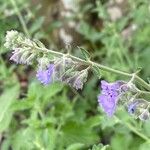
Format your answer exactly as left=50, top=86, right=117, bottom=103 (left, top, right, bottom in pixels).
left=77, top=21, right=102, bottom=43
left=62, top=121, right=98, bottom=146
left=28, top=82, right=63, bottom=100
left=85, top=115, right=102, bottom=128
left=66, top=143, right=85, bottom=150
left=0, top=110, right=12, bottom=132
left=111, top=133, right=132, bottom=150
left=11, top=128, right=35, bottom=150
left=29, top=16, right=45, bottom=34
left=139, top=142, right=150, bottom=150
left=11, top=98, right=34, bottom=111
left=78, top=46, right=91, bottom=60
left=0, top=85, right=19, bottom=131
left=43, top=82, right=64, bottom=101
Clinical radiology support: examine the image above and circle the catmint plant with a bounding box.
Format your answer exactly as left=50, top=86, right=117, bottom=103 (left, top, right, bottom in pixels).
left=4, top=30, right=150, bottom=121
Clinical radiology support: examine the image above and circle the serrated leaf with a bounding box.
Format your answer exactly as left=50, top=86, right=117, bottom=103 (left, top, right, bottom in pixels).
left=11, top=98, right=34, bottom=111
left=62, top=121, right=98, bottom=146
left=11, top=128, right=35, bottom=150
left=78, top=46, right=91, bottom=60
left=28, top=82, right=63, bottom=99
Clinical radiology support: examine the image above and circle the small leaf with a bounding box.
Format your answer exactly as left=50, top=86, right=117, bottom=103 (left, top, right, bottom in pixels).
left=29, top=16, right=45, bottom=34
left=77, top=46, right=91, bottom=60
left=66, top=143, right=85, bottom=150
left=85, top=115, right=102, bottom=128
left=11, top=99, right=34, bottom=111
left=0, top=85, right=19, bottom=123
left=92, top=66, right=101, bottom=79
left=135, top=67, right=142, bottom=74
left=0, top=85, right=19, bottom=132
left=34, top=39, right=46, bottom=48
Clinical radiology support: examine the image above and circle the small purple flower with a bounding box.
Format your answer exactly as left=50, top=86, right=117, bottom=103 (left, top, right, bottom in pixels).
left=36, top=64, right=54, bottom=85
left=128, top=101, right=139, bottom=114
left=98, top=80, right=125, bottom=117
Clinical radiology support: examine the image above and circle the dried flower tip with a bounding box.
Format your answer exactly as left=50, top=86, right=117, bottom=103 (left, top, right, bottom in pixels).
left=52, top=57, right=75, bottom=81
left=73, top=70, right=88, bottom=90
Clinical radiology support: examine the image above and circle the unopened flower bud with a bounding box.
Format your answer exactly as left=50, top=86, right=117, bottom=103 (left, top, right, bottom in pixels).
left=73, top=69, right=88, bottom=90
left=19, top=51, right=31, bottom=64
left=4, top=30, right=19, bottom=49
left=9, top=48, right=26, bottom=64
left=38, top=57, right=50, bottom=70
left=127, top=82, right=137, bottom=92
left=139, top=109, right=150, bottom=121
left=26, top=53, right=36, bottom=65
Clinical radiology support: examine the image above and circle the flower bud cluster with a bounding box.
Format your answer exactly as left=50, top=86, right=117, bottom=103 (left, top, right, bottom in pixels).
left=4, top=30, right=20, bottom=49
left=4, top=30, right=37, bottom=65
left=5, top=30, right=89, bottom=90
left=98, top=80, right=150, bottom=121
left=36, top=56, right=88, bottom=90
left=127, top=99, right=150, bottom=121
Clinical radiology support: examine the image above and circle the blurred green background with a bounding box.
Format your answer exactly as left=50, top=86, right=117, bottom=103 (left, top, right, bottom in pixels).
left=0, top=0, right=150, bottom=149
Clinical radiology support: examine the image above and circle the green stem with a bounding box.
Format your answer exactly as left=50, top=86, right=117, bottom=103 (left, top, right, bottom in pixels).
left=22, top=42, right=150, bottom=92
left=115, top=117, right=150, bottom=142
left=10, top=0, right=30, bottom=37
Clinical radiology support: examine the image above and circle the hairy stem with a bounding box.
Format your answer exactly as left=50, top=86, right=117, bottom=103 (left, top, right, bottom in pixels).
left=22, top=42, right=150, bottom=92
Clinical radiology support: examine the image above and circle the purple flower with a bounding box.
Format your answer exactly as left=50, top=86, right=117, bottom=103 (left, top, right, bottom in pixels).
left=128, top=101, right=139, bottom=114
left=36, top=64, right=54, bottom=85
left=98, top=80, right=124, bottom=117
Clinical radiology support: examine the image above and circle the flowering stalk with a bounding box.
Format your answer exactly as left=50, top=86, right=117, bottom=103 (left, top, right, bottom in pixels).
left=4, top=30, right=150, bottom=120
left=18, top=38, right=150, bottom=92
